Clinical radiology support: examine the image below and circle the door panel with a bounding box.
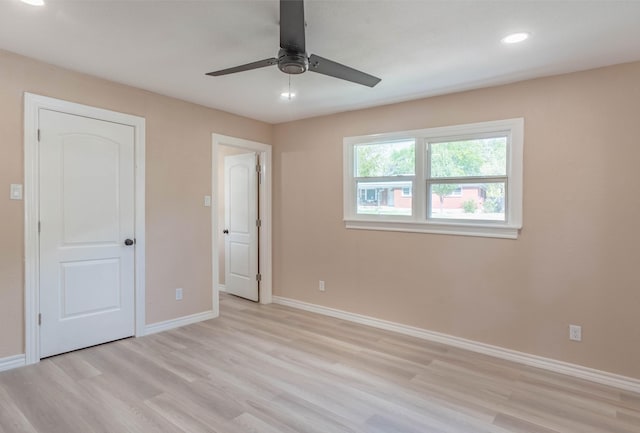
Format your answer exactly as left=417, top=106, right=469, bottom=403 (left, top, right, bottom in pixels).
left=229, top=243, right=250, bottom=276
left=60, top=259, right=121, bottom=318
left=61, top=137, right=120, bottom=244
left=39, top=109, right=135, bottom=358
left=224, top=153, right=259, bottom=302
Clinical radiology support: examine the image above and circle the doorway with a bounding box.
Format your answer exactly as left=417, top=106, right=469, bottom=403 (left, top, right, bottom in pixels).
left=223, top=151, right=259, bottom=301
left=24, top=93, right=146, bottom=364
left=212, top=134, right=272, bottom=308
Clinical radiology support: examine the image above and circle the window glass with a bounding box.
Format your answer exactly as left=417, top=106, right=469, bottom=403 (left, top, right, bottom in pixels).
left=357, top=181, right=412, bottom=216
left=355, top=140, right=415, bottom=177
left=448, top=187, right=462, bottom=197
left=430, top=137, right=507, bottom=178
left=429, top=182, right=506, bottom=221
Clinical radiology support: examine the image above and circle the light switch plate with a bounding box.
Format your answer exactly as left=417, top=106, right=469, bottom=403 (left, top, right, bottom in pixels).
left=204, top=195, right=212, bottom=207
left=10, top=184, right=23, bottom=200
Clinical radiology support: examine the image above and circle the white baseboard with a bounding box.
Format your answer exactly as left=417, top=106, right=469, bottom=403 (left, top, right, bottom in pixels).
left=272, top=296, right=640, bottom=394
left=144, top=310, right=217, bottom=336
left=218, top=284, right=227, bottom=292
left=0, top=354, right=26, bottom=372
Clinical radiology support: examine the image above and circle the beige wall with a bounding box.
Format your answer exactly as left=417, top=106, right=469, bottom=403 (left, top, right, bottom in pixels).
left=217, top=145, right=253, bottom=286
left=273, top=61, right=640, bottom=379
left=0, top=49, right=271, bottom=358
left=2, top=45, right=639, bottom=381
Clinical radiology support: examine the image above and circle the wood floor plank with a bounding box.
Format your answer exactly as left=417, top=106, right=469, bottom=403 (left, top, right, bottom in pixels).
left=0, top=385, right=39, bottom=433
left=617, top=408, right=640, bottom=425
left=505, top=389, right=640, bottom=433
left=0, top=362, right=105, bottom=433
left=77, top=377, right=187, bottom=433
left=0, top=293, right=638, bottom=433
left=145, top=392, right=233, bottom=433
left=231, top=411, right=298, bottom=433
left=493, top=413, right=562, bottom=433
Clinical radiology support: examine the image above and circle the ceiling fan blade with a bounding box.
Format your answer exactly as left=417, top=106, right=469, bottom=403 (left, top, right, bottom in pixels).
left=206, top=58, right=278, bottom=76
left=308, top=54, right=381, bottom=87
left=280, top=0, right=306, bottom=52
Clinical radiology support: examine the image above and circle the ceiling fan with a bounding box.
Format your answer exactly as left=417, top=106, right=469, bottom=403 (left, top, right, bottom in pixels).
left=206, top=0, right=381, bottom=87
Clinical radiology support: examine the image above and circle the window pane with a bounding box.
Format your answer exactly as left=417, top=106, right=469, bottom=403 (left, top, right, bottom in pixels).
left=355, top=140, right=415, bottom=177
left=429, top=182, right=505, bottom=221
left=430, top=137, right=507, bottom=178
left=357, top=181, right=412, bottom=216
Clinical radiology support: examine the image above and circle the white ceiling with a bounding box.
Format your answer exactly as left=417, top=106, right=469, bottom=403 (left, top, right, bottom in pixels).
left=1, top=1, right=640, bottom=124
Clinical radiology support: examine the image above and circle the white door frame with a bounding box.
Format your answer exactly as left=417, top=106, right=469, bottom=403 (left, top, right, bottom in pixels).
left=212, top=134, right=272, bottom=309
left=23, top=93, right=146, bottom=365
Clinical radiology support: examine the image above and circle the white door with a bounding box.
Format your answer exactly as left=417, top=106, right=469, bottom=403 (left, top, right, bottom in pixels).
left=39, top=109, right=135, bottom=358
left=224, top=153, right=259, bottom=301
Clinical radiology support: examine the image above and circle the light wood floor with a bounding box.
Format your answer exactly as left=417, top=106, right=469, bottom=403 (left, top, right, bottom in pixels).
left=1, top=294, right=639, bottom=433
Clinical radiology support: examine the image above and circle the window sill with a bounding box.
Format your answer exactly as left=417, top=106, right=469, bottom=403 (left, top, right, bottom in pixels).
left=344, top=219, right=520, bottom=239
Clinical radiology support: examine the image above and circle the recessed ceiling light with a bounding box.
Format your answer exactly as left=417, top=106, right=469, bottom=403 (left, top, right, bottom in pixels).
left=20, top=0, right=45, bottom=6
left=280, top=92, right=296, bottom=99
left=501, top=32, right=530, bottom=44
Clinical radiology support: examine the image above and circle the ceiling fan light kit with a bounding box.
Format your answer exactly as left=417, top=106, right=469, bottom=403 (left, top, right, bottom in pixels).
left=206, top=0, right=381, bottom=88
left=501, top=32, right=530, bottom=44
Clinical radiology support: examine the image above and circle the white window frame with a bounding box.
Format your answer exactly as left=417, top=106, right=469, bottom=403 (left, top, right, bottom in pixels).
left=343, top=118, right=523, bottom=239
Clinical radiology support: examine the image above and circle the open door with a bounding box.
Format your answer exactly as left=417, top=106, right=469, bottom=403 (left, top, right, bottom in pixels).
left=224, top=153, right=259, bottom=301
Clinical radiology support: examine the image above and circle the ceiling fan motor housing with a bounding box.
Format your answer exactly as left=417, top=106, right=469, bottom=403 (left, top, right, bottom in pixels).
left=277, top=48, right=308, bottom=74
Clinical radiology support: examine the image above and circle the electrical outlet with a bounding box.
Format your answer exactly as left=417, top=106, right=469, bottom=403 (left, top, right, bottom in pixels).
left=319, top=280, right=325, bottom=291
left=569, top=324, right=582, bottom=341
left=176, top=288, right=183, bottom=301
left=204, top=195, right=212, bottom=207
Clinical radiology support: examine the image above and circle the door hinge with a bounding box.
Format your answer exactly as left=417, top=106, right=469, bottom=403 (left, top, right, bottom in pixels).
left=256, top=218, right=261, bottom=228
left=256, top=273, right=262, bottom=282
left=38, top=221, right=41, bottom=233
left=256, top=163, right=261, bottom=174
left=37, top=129, right=41, bottom=142
left=38, top=313, right=41, bottom=326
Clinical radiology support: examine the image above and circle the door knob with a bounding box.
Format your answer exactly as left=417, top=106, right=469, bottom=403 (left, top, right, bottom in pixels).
left=223, top=229, right=229, bottom=234
left=124, top=239, right=134, bottom=246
